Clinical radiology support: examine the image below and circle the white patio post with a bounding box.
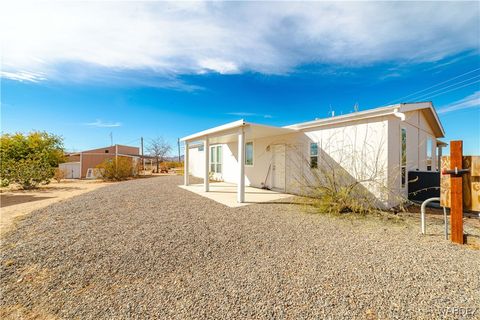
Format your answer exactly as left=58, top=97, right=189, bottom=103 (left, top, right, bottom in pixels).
left=237, top=128, right=245, bottom=203
left=184, top=141, right=189, bottom=186
left=204, top=137, right=210, bottom=192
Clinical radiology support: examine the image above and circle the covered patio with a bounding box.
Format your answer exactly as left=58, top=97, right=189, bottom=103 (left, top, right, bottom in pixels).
left=178, top=182, right=292, bottom=207
left=180, top=120, right=296, bottom=204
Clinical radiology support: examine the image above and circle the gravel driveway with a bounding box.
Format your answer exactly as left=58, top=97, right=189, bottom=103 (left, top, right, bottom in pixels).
left=1, top=176, right=479, bottom=319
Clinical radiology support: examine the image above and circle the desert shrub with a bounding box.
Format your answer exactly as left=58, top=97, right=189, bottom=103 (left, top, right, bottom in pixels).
left=53, top=168, right=66, bottom=183
left=303, top=171, right=381, bottom=215
left=161, top=161, right=183, bottom=169
left=96, top=157, right=134, bottom=181
left=3, top=157, right=54, bottom=189
left=0, top=131, right=64, bottom=188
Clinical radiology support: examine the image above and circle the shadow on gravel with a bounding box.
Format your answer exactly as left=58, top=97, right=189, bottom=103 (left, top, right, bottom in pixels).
left=0, top=194, right=55, bottom=208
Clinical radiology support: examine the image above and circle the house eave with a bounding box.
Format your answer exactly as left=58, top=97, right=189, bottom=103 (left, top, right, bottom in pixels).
left=286, top=102, right=445, bottom=138
left=285, top=104, right=402, bottom=131
left=181, top=119, right=246, bottom=142
left=181, top=120, right=297, bottom=143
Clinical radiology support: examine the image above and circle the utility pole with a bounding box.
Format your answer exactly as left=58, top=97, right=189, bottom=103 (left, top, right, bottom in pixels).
left=177, top=138, right=181, bottom=162
left=141, top=137, right=145, bottom=174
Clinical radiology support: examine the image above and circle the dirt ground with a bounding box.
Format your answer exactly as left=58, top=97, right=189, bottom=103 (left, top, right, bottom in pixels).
left=0, top=179, right=113, bottom=236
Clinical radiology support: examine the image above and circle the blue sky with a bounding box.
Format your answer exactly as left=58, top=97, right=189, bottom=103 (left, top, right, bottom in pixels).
left=1, top=1, right=479, bottom=155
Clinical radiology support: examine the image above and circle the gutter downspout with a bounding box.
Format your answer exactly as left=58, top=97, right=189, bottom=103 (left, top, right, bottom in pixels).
left=393, top=107, right=407, bottom=200
left=393, top=108, right=405, bottom=121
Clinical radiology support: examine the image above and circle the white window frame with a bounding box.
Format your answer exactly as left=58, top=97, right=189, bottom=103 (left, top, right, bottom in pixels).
left=245, top=141, right=254, bottom=166
left=310, top=142, right=318, bottom=169
left=210, top=145, right=222, bottom=174
left=426, top=137, right=433, bottom=171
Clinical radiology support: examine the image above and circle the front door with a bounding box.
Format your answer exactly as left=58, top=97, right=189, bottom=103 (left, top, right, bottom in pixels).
left=272, top=144, right=286, bottom=191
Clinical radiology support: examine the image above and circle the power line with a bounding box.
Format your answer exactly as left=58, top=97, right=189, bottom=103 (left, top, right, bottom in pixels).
left=385, top=67, right=480, bottom=105
left=413, top=79, right=480, bottom=101
left=406, top=74, right=480, bottom=102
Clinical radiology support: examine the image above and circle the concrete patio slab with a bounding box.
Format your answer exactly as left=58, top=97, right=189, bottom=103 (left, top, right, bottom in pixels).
left=178, top=182, right=292, bottom=207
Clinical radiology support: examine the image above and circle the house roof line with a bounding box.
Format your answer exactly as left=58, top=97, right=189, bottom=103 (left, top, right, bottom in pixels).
left=81, top=144, right=139, bottom=154
left=180, top=119, right=246, bottom=142
left=181, top=102, right=445, bottom=142
left=181, top=119, right=298, bottom=142
left=284, top=104, right=402, bottom=130
left=286, top=102, right=445, bottom=138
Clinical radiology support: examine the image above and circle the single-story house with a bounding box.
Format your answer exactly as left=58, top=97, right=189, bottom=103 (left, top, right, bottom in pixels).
left=181, top=102, right=446, bottom=207
left=60, top=144, right=140, bottom=178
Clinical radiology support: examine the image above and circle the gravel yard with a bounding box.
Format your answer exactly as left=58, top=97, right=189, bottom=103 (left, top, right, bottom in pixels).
left=1, top=176, right=479, bottom=319
left=1, top=179, right=112, bottom=234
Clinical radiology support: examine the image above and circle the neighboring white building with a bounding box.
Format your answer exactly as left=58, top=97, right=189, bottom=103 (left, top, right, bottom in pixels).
left=181, top=102, right=445, bottom=207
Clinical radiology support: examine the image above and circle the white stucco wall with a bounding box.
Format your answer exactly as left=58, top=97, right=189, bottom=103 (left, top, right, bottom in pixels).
left=388, top=110, right=438, bottom=199
left=187, top=133, right=303, bottom=192
left=302, top=117, right=390, bottom=206
left=188, top=145, right=205, bottom=179
left=187, top=109, right=439, bottom=208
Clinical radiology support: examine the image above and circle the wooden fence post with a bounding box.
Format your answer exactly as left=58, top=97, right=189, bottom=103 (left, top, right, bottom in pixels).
left=450, top=141, right=464, bottom=244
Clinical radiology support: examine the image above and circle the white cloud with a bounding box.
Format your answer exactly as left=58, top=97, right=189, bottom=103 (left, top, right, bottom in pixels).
left=0, top=71, right=46, bottom=82
left=438, top=91, right=480, bottom=114
left=198, top=58, right=239, bottom=74
left=227, top=112, right=257, bottom=117
left=0, top=1, right=478, bottom=83
left=84, top=119, right=122, bottom=128
left=226, top=112, right=273, bottom=119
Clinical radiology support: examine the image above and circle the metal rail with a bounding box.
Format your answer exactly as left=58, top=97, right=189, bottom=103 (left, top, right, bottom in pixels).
left=421, top=197, right=448, bottom=240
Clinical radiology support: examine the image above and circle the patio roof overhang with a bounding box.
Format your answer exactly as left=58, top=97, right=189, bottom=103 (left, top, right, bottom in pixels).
left=180, top=119, right=297, bottom=144
left=181, top=120, right=297, bottom=204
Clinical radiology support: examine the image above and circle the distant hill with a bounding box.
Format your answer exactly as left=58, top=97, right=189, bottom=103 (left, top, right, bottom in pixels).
left=164, top=155, right=184, bottom=162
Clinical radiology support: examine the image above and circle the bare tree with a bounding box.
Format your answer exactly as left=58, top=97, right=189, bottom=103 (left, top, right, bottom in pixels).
left=147, top=137, right=172, bottom=172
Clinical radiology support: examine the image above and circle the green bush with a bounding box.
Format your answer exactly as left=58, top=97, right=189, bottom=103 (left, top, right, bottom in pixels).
left=96, top=157, right=134, bottom=181
left=0, top=132, right=64, bottom=189
left=1, top=179, right=9, bottom=187
left=2, top=157, right=54, bottom=189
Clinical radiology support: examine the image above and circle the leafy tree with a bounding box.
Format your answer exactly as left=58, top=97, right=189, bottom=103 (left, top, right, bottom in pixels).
left=0, top=132, right=65, bottom=189
left=147, top=137, right=172, bottom=173
left=4, top=158, right=55, bottom=189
